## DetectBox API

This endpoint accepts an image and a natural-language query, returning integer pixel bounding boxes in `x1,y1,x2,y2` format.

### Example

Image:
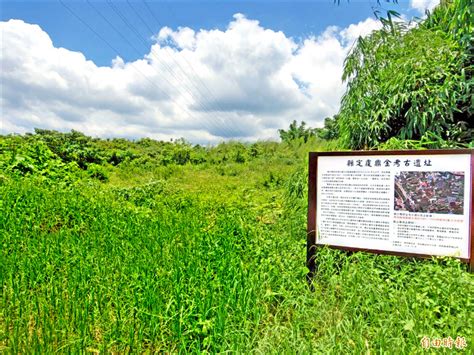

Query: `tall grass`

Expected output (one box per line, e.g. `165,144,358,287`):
2,179,267,352
1,133,473,352
2,167,473,352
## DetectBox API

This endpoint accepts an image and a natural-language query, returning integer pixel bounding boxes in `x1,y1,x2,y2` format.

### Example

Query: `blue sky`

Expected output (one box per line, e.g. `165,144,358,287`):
0,1,437,142
1,1,414,66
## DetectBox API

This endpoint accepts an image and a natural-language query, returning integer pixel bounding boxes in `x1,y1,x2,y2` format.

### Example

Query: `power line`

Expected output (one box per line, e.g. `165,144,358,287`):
140,0,246,135
85,0,223,132
113,0,239,138
59,0,206,136
107,0,199,106
132,0,233,115
95,0,237,138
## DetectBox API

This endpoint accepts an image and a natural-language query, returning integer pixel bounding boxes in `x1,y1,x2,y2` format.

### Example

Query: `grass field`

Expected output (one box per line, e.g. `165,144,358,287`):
1,134,473,353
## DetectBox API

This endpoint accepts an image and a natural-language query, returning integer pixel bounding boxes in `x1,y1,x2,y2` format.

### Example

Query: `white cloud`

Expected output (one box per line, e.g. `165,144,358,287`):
340,17,382,45
410,0,440,14
1,15,381,143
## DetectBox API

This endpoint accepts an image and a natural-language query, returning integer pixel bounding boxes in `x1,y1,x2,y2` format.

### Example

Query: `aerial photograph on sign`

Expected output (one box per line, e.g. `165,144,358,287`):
394,171,465,214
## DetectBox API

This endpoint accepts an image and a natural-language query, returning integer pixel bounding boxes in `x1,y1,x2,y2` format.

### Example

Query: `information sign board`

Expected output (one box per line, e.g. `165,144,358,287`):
307,149,474,272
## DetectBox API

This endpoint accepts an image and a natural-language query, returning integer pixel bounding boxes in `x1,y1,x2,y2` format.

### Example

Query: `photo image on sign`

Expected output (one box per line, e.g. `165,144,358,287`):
394,171,465,214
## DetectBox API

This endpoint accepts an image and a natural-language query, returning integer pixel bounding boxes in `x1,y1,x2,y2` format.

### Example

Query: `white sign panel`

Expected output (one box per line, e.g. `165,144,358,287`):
316,153,472,259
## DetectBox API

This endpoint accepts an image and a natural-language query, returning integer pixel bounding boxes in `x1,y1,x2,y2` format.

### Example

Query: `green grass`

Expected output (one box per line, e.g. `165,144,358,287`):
1,136,473,353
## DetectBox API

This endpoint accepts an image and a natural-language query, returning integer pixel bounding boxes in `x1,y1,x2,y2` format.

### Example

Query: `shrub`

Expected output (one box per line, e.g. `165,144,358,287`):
87,163,109,182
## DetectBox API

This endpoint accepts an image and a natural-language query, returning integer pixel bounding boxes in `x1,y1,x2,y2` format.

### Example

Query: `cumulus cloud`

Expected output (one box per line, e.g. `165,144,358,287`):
1,15,381,143
410,0,440,14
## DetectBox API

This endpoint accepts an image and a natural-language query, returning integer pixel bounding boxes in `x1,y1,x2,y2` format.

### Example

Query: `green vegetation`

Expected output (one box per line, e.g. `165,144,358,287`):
1,130,473,353
279,118,340,143
2,0,473,352
338,0,473,149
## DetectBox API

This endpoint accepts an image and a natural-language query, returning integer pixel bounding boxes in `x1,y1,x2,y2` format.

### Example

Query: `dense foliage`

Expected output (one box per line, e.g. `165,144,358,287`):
278,118,339,143
2,1,474,352
338,0,473,149
1,130,473,352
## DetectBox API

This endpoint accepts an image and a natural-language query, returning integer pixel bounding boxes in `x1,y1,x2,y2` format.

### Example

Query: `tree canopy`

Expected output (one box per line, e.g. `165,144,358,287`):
337,0,473,149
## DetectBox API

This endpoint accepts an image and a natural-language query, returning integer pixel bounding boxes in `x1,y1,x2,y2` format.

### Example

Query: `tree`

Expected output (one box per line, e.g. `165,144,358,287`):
337,0,473,149
278,120,316,143
317,115,340,140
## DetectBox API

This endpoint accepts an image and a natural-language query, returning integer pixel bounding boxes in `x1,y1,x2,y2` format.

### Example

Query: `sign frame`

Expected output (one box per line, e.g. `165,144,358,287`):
307,149,474,276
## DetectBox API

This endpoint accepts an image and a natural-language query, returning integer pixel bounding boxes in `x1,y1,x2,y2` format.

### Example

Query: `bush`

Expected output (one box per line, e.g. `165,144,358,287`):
87,163,109,182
